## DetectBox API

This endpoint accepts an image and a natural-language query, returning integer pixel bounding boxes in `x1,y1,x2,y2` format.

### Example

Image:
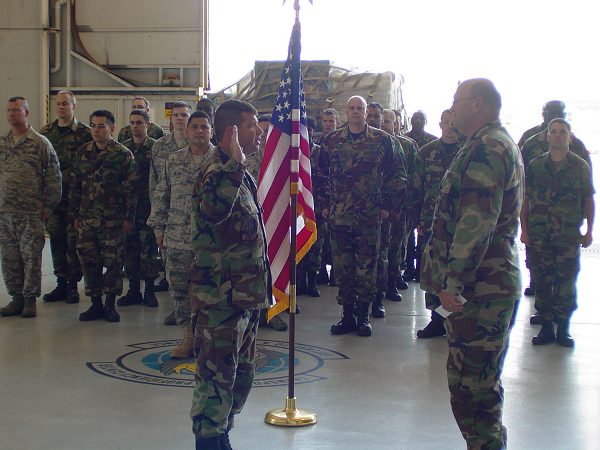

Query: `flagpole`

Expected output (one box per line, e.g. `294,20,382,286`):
265,0,317,427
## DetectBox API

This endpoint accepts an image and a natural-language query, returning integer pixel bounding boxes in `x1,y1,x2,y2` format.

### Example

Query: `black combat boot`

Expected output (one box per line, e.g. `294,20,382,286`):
220,431,233,450
66,280,80,304
104,294,121,323
330,304,357,335
328,267,337,287
556,319,575,347
79,296,104,321
385,280,403,302
396,274,409,290
529,312,542,325
306,272,320,297
371,293,385,318
316,265,330,285
117,279,142,306
155,275,169,292
356,302,372,337
296,272,308,296
143,279,158,307
417,311,446,338
532,321,556,345
43,277,68,303
195,436,222,450
524,273,535,296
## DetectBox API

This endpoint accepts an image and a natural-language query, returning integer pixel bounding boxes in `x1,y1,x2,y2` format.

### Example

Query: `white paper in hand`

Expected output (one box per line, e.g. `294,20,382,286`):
435,294,467,318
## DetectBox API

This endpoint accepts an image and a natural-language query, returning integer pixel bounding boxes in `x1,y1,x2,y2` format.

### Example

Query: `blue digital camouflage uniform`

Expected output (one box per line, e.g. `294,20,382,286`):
69,139,138,297
0,127,62,304
420,120,524,450
40,118,91,282
525,152,594,322
189,148,270,439
122,136,160,282
320,124,405,306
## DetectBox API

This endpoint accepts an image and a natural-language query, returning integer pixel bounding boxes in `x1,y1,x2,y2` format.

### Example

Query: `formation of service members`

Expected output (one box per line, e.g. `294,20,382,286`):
0,83,596,450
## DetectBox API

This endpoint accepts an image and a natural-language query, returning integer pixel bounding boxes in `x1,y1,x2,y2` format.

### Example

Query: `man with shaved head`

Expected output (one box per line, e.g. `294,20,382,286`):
420,79,524,449
320,95,405,337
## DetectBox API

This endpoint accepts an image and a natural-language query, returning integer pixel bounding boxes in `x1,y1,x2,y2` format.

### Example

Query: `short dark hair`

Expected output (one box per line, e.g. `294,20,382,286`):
196,97,216,112
322,108,339,119
133,96,150,108
214,100,257,142
306,116,317,130
8,96,29,110
368,102,384,114
548,117,571,132
471,79,502,114
187,110,212,126
130,109,150,122
90,109,115,125
172,101,192,111
440,109,452,119
258,114,271,123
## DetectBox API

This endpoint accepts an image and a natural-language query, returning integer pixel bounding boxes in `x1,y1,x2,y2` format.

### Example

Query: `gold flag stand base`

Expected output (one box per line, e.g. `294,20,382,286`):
265,397,317,427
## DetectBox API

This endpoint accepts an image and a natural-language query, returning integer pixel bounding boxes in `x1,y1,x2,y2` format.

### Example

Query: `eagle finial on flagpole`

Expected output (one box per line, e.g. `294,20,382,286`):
282,0,313,11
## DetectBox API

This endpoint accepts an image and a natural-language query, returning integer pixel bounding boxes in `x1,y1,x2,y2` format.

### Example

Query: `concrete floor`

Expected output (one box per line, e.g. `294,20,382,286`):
1,244,599,450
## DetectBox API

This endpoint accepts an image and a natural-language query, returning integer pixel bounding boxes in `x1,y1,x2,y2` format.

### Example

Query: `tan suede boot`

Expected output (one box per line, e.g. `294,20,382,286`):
170,322,194,359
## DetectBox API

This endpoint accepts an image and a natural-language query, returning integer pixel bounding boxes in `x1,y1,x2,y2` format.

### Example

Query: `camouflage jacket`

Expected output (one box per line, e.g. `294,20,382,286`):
404,130,438,149
123,136,156,224
525,152,594,244
412,139,460,230
521,129,592,175
518,123,545,149
150,133,188,197
319,124,407,226
190,148,270,310
0,127,62,216
40,118,91,200
309,142,330,217
118,122,165,143
397,134,419,218
148,144,215,250
246,145,264,181
420,120,524,301
69,139,138,227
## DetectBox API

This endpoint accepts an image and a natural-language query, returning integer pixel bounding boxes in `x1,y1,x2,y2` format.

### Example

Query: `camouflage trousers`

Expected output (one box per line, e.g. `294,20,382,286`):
298,217,326,275
164,247,193,324
124,223,160,281
45,200,82,282
420,232,440,310
0,213,45,299
529,243,580,322
376,219,392,293
446,297,516,450
330,223,381,305
77,225,125,297
388,217,406,283
190,304,260,438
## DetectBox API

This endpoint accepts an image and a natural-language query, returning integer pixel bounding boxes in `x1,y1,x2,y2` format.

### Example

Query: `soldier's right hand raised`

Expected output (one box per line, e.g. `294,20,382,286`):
223,125,246,165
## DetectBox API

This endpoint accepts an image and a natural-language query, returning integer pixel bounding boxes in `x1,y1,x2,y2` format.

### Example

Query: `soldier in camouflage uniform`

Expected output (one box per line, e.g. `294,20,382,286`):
69,110,138,323
150,101,191,323
188,100,268,449
367,103,407,318
117,96,165,143
296,116,331,298
116,110,160,308
413,109,459,338
383,109,418,293
0,97,62,318
149,110,215,359
518,100,589,301
320,96,405,337
420,79,523,450
315,108,340,286
520,118,594,348
40,91,91,304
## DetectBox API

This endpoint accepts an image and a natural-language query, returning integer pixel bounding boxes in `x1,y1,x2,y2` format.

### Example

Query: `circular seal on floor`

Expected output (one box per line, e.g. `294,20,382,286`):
87,339,349,388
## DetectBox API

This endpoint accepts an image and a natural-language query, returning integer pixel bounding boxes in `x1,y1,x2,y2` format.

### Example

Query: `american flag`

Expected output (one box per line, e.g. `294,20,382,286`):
257,20,317,319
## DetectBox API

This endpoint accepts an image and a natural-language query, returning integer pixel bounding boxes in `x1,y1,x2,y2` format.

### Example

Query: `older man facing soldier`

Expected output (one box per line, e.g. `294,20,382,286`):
421,79,523,449
117,96,165,143
40,90,91,304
